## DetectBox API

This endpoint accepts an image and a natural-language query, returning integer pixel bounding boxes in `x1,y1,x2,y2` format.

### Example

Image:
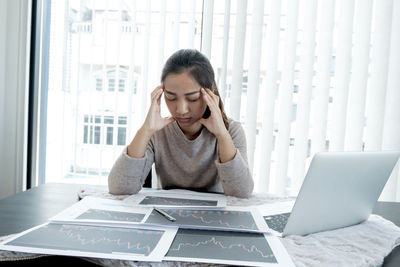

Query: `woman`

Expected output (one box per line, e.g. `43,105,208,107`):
108,49,253,198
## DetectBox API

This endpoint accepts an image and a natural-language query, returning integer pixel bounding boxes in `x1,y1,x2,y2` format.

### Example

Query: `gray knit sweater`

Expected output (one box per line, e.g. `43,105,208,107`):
108,119,254,198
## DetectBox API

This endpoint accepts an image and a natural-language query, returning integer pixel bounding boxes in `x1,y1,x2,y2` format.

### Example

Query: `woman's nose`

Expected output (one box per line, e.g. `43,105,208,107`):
176,99,189,114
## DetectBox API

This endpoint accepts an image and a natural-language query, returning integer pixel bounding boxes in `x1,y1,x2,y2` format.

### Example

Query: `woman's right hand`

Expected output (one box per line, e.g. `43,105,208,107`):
142,85,175,134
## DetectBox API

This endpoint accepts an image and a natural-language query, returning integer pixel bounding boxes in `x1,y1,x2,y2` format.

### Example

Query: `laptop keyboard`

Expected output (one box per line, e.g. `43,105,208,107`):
263,212,291,233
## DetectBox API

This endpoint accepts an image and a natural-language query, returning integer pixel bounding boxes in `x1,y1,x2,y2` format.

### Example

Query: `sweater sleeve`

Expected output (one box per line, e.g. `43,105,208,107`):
108,140,155,195
215,120,254,198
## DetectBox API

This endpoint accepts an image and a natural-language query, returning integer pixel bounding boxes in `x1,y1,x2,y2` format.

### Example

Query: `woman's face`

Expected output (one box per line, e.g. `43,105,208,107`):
163,71,207,127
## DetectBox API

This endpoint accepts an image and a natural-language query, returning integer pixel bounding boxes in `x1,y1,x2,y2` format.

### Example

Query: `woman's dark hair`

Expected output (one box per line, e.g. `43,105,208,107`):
161,49,229,130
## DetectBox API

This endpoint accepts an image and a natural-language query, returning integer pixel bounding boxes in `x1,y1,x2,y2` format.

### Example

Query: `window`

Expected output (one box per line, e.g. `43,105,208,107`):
94,126,101,144
104,116,114,124
117,127,126,146
292,104,297,121
118,79,125,92
83,125,88,144
82,115,124,146
38,0,399,200
106,127,113,145
108,78,115,92
118,116,127,125
117,116,127,146
95,78,102,91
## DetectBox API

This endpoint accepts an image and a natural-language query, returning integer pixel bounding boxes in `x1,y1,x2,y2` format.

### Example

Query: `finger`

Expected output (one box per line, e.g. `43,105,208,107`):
206,88,219,106
156,88,163,105
201,88,219,112
151,85,162,96
151,87,163,103
201,88,218,107
151,85,163,99
201,88,212,105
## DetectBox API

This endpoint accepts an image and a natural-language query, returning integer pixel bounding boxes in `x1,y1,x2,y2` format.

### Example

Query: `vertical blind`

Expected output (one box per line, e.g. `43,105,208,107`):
203,0,400,200
46,0,400,201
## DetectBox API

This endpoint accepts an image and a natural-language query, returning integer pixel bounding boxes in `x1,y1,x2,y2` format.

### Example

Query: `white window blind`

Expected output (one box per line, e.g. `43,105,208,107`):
380,0,400,201
201,0,213,57
257,0,281,193
292,0,318,193
218,0,231,101
345,0,373,151
311,0,335,156
275,0,300,200
229,0,247,121
44,0,400,201
245,0,264,175
364,0,393,151
330,0,354,151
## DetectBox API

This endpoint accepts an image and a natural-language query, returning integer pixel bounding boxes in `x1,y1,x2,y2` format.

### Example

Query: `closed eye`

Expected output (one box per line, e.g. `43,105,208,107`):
165,97,199,102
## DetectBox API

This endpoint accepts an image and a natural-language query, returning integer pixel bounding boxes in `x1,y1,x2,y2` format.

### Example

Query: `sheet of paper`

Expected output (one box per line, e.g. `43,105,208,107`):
0,222,178,262
164,229,295,267
50,196,152,225
144,206,270,233
124,189,227,208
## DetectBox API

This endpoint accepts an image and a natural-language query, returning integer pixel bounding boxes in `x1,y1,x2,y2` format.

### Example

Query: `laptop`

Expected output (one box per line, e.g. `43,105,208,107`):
263,151,400,237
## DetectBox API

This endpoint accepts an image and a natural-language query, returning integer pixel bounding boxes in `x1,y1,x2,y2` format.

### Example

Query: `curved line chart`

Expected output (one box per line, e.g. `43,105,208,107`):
170,236,272,258
139,196,218,206
76,209,145,222
146,209,258,230
171,209,257,229
6,223,164,256
166,229,277,263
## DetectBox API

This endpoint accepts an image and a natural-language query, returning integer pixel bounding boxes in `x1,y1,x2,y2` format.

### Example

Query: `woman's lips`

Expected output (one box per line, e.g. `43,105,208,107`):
176,117,191,123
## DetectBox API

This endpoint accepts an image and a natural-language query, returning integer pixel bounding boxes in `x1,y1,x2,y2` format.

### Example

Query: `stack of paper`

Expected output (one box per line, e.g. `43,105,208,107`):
0,190,295,266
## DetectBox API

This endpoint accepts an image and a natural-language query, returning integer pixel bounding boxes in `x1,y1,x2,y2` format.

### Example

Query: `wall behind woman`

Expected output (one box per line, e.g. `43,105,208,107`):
0,0,31,199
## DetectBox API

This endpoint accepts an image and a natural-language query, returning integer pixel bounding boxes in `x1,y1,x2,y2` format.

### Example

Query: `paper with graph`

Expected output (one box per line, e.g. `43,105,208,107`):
165,229,295,267
0,192,294,266
0,223,177,262
49,196,152,226
145,207,270,233
123,189,227,208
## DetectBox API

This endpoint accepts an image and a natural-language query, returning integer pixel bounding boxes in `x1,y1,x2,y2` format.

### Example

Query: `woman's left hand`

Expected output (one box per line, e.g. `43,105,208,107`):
199,88,229,139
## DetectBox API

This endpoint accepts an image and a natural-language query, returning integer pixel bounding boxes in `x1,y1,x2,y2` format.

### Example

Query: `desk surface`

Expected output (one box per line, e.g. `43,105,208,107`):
0,183,399,266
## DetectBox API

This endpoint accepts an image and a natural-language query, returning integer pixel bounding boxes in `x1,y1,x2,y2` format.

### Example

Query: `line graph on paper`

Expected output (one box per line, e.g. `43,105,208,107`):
145,209,258,231
139,196,218,207
166,229,277,263
5,223,164,256
75,209,145,222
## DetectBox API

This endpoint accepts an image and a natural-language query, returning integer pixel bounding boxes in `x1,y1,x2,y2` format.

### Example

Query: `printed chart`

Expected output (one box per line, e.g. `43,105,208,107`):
5,223,163,256
76,209,145,222
49,196,150,226
166,229,277,265
139,196,218,207
146,209,260,231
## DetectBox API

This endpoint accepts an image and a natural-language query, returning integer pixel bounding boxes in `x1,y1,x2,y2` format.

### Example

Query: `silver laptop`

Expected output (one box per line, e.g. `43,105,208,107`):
265,151,400,237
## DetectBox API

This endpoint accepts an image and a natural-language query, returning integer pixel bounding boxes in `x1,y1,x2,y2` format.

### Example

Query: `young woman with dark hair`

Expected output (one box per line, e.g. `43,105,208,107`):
108,49,253,198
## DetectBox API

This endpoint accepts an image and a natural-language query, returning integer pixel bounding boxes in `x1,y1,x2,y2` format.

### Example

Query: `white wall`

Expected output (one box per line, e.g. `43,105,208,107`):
0,0,31,199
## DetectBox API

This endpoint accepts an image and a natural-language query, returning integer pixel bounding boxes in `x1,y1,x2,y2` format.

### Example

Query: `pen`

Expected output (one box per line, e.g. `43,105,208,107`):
154,207,176,222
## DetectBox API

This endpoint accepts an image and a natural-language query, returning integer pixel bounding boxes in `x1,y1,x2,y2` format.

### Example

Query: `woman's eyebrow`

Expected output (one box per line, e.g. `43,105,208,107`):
164,90,200,96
